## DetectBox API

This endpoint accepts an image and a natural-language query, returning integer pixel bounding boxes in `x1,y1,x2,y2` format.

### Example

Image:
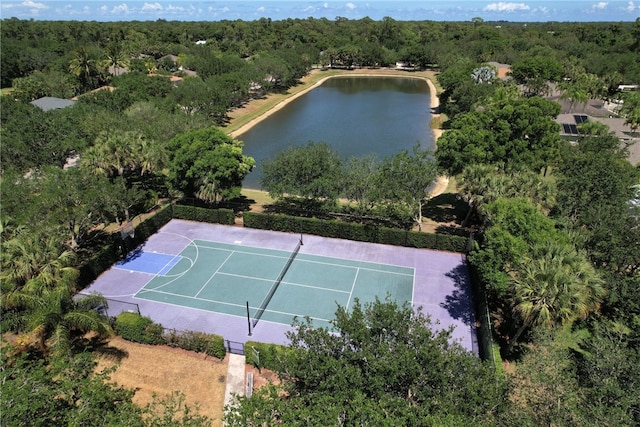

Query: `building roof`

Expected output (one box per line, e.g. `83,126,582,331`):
30,97,76,111
555,113,639,165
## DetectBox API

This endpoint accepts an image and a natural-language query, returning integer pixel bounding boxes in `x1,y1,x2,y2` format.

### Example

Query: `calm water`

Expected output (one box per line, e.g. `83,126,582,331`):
238,76,433,189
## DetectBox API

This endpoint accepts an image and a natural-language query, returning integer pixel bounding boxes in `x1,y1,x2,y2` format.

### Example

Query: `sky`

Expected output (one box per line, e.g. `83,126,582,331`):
1,1,639,22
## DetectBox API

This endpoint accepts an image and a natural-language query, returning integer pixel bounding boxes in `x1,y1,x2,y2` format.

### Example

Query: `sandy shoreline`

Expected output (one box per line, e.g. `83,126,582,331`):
229,69,449,197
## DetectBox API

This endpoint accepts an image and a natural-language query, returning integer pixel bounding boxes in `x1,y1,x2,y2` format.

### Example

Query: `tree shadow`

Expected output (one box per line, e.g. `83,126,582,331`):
219,195,254,213
423,193,468,224
262,197,336,219
440,264,474,326
73,335,129,363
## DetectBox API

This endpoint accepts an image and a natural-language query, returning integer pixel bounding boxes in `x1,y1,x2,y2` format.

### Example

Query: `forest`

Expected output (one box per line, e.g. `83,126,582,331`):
1,16,640,426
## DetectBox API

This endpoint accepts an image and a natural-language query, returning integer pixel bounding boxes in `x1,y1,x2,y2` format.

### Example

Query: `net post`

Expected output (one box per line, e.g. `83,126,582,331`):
246,301,252,336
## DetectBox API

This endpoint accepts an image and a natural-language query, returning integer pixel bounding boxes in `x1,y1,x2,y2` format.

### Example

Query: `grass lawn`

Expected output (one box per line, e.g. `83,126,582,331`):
95,337,228,426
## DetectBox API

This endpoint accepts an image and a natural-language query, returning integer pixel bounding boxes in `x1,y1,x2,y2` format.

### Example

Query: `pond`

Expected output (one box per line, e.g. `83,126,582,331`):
238,76,434,189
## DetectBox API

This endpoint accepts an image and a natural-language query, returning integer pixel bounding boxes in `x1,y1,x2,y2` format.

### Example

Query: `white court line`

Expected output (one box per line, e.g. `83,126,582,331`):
294,257,414,276
135,287,333,324
345,267,360,309
276,280,351,294
194,250,234,298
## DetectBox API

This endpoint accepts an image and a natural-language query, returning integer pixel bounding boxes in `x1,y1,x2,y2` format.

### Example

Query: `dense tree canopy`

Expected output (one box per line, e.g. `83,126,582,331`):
261,142,343,202
225,299,506,425
436,97,563,176
167,127,255,203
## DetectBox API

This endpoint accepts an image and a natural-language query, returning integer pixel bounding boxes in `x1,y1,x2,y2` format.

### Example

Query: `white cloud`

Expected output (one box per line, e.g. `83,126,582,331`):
141,2,162,11
323,2,329,9
257,6,265,12
221,6,230,13
165,5,185,12
345,2,356,10
303,6,316,13
22,0,47,9
592,2,608,10
626,1,637,11
483,2,530,12
1,0,47,10
111,3,130,14
99,5,107,12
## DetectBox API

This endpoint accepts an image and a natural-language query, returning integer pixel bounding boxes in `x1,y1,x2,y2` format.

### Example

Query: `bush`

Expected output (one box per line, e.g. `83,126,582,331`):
115,312,163,345
173,205,235,225
245,340,292,371
243,212,469,253
163,329,226,359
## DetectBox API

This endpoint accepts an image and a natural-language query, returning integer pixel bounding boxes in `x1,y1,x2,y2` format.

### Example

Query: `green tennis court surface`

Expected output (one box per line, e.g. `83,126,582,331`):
135,239,414,329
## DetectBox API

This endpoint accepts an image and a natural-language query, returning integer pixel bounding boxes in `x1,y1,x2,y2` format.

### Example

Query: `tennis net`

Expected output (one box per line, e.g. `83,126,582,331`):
252,238,302,327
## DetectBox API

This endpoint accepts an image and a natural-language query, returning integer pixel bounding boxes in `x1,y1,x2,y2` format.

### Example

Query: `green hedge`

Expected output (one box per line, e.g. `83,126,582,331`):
173,205,235,225
115,312,164,345
244,340,292,372
164,329,226,359
243,212,469,253
115,313,226,359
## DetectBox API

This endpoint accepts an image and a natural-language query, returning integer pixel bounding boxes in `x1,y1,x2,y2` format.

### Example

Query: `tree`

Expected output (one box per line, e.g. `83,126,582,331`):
573,320,640,425
68,46,101,92
467,196,566,304
436,97,563,176
373,144,437,230
1,352,143,426
20,285,112,358
260,142,343,202
36,167,112,250
618,91,640,135
1,352,212,426
509,55,563,97
559,73,604,112
80,130,166,179
341,154,379,213
225,299,506,425
1,228,76,308
103,42,130,76
500,329,589,426
471,65,496,84
167,127,254,203
458,164,557,226
508,242,605,353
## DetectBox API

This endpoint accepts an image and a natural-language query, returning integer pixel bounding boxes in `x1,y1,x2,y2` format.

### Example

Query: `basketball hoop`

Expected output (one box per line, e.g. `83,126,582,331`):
119,221,135,240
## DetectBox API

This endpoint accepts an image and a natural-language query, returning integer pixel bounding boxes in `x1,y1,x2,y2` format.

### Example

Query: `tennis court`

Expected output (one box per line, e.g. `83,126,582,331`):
123,237,413,331
85,219,477,353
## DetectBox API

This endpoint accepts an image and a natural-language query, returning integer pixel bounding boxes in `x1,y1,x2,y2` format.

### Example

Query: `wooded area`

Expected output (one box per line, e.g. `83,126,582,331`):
1,17,640,426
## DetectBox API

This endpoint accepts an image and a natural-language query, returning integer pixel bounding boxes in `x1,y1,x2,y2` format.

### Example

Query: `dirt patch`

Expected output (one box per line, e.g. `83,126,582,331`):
95,337,227,426
245,363,280,390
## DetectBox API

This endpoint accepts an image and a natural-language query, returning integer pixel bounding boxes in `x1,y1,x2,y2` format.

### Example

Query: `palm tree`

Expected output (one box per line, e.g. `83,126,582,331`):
507,242,605,353
103,42,130,77
194,174,222,204
69,46,99,91
458,164,510,226
81,131,165,178
1,228,76,299
22,284,112,358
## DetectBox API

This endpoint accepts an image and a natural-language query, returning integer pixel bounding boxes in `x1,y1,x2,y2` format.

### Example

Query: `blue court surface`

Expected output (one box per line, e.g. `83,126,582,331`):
116,250,181,276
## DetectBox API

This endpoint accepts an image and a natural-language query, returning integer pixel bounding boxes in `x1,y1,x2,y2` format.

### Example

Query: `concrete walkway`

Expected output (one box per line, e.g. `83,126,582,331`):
223,353,246,408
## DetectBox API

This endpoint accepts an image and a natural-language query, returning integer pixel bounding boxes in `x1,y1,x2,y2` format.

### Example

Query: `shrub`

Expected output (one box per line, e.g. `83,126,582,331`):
245,341,291,371
163,329,226,359
173,205,235,225
206,335,226,359
115,312,163,345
